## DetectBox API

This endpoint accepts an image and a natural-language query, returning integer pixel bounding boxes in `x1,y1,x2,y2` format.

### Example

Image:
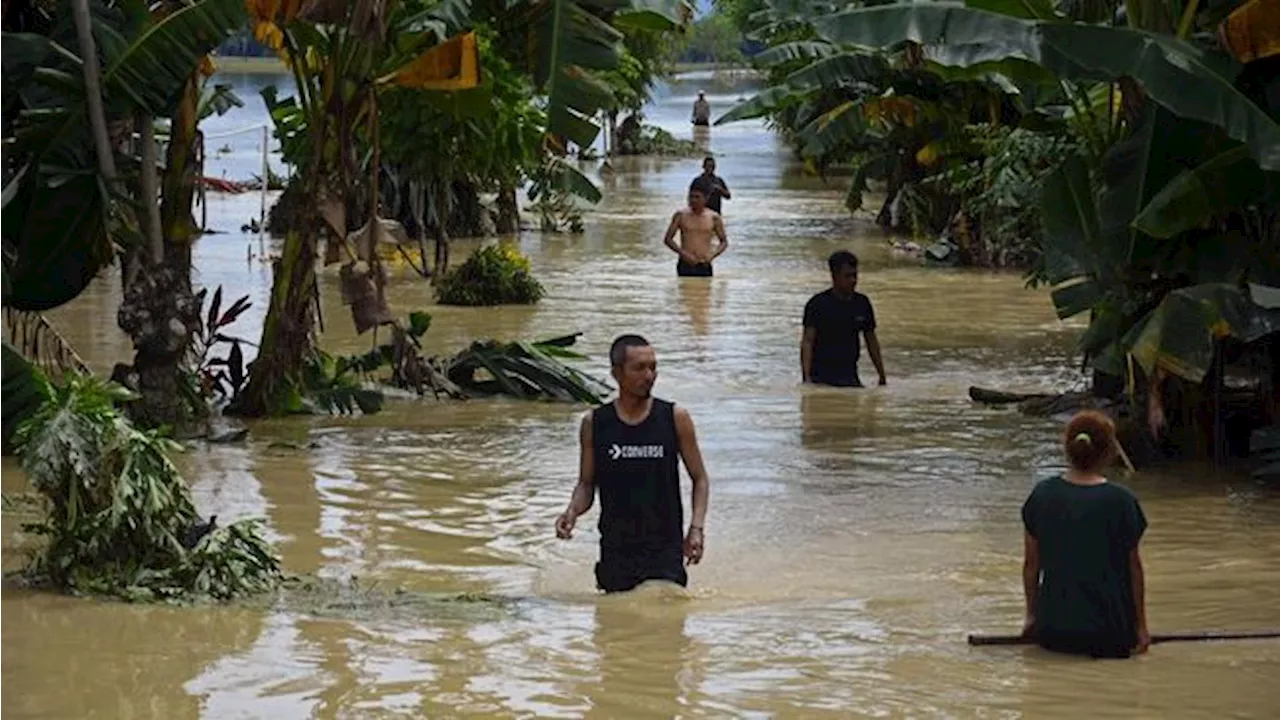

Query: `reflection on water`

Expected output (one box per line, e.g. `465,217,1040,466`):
4,71,1280,718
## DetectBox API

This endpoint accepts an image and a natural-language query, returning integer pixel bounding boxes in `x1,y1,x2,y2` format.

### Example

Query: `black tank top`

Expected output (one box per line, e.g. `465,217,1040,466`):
592,398,683,550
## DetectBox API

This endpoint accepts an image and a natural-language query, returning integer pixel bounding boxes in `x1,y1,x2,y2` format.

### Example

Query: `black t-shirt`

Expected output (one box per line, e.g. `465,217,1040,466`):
1021,476,1148,655
690,174,728,214
803,289,876,386
592,399,683,552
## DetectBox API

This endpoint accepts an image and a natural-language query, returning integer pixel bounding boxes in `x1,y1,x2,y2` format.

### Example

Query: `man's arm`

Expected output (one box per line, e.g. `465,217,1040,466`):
801,326,816,383
555,414,595,538
717,178,731,200
865,329,886,385
1022,531,1040,633
674,407,709,564
1130,546,1150,651
711,213,729,259
663,212,694,263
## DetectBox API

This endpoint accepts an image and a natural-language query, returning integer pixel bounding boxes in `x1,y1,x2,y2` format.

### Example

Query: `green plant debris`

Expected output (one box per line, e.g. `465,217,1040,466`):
436,244,546,306
2,492,46,515
12,375,281,602
245,575,520,622
447,333,613,403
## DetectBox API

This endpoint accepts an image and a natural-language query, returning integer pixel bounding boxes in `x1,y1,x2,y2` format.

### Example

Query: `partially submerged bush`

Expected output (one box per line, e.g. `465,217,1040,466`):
13,375,280,602
436,244,545,306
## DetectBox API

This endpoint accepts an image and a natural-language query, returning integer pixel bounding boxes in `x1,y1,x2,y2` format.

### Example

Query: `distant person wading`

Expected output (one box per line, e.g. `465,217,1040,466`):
689,157,731,216
692,91,711,127
801,251,887,387
664,186,729,277
555,335,711,593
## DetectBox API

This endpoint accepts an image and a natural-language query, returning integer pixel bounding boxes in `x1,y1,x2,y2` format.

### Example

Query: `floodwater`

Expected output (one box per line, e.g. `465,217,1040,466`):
4,71,1280,719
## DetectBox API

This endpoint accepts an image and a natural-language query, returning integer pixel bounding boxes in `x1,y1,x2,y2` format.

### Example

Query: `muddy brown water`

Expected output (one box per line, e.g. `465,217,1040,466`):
4,72,1279,719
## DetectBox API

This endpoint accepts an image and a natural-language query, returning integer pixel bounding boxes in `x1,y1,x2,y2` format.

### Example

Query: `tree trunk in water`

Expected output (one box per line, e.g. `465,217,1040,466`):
114,265,203,432
496,185,519,234
114,79,203,432
232,230,318,417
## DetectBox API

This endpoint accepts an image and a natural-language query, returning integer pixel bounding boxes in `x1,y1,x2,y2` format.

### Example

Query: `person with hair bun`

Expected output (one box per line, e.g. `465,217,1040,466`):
1020,410,1151,658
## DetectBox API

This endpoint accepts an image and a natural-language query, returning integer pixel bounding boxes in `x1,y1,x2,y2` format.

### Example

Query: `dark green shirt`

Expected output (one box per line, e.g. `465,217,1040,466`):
1021,476,1147,656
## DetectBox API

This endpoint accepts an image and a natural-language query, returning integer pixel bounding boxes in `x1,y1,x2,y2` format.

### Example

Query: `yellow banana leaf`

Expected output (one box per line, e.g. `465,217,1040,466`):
1218,0,1280,64
384,32,480,90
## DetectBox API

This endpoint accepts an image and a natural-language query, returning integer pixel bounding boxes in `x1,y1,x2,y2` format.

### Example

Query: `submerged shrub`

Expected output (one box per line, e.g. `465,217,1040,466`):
436,244,546,306
13,375,281,602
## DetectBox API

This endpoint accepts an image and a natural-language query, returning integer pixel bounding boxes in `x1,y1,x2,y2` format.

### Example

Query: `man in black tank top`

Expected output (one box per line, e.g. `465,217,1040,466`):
555,335,712,593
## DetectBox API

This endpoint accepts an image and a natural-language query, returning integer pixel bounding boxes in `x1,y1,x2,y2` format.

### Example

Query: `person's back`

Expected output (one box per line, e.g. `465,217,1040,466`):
1022,477,1144,653
592,397,685,589
1020,410,1149,659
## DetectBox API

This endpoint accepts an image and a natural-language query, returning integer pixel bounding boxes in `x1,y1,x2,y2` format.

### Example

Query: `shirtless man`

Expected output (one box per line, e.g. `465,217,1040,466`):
663,186,728,278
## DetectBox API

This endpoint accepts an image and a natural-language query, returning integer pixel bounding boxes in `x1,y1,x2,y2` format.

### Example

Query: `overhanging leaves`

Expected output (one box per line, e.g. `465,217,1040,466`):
814,2,1280,171
1132,146,1280,239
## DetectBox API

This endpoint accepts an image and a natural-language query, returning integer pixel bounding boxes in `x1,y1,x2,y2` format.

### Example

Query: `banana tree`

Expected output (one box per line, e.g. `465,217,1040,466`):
234,0,688,417
4,0,250,430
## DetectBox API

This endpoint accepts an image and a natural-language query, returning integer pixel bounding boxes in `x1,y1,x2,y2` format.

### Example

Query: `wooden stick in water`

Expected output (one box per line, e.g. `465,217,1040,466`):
968,630,1280,646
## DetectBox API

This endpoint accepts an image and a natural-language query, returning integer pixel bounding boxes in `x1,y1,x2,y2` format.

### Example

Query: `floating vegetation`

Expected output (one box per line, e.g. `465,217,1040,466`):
246,575,520,623
12,375,281,602
436,244,546,306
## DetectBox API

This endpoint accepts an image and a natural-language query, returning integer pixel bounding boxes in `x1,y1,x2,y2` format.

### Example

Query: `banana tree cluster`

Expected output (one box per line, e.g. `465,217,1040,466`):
722,0,1280,412
234,0,691,417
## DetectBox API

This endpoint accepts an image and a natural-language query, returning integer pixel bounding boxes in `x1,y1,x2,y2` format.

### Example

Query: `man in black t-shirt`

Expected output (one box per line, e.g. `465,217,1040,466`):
801,251,887,387
689,157,730,215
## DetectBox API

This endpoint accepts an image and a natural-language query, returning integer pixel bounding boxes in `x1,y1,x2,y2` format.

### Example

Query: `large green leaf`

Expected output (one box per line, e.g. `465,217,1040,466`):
97,0,249,116
2,341,51,455
523,0,685,148
5,169,113,312
1039,154,1101,290
715,85,796,124
1129,283,1280,383
1132,145,1280,239
753,41,840,66
813,3,1280,171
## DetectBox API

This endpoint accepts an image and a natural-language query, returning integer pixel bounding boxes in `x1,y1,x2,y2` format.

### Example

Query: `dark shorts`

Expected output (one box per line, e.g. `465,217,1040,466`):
595,545,688,594
811,368,863,388
692,119,710,127
677,260,713,277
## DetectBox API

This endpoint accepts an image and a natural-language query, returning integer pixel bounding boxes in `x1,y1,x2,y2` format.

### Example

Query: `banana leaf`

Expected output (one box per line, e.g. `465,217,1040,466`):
96,0,249,117
522,0,687,148
447,338,611,402
1128,283,1280,383
812,2,1280,171
752,41,839,66
2,341,51,455
1132,146,1280,239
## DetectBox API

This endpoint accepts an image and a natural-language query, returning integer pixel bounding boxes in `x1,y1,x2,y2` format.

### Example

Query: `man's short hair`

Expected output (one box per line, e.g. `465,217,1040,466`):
828,251,858,274
703,156,715,165
610,334,650,367
688,183,706,197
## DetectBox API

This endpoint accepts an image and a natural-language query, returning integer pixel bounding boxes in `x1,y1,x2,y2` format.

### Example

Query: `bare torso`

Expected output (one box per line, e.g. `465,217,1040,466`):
677,209,719,262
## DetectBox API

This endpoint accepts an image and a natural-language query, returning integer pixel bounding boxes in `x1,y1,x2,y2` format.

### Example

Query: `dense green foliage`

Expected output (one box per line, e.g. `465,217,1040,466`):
721,0,1280,443
436,245,546,306
13,375,280,601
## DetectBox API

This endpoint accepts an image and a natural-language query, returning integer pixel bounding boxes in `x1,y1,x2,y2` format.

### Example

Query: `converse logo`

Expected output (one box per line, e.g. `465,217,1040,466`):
609,443,664,460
